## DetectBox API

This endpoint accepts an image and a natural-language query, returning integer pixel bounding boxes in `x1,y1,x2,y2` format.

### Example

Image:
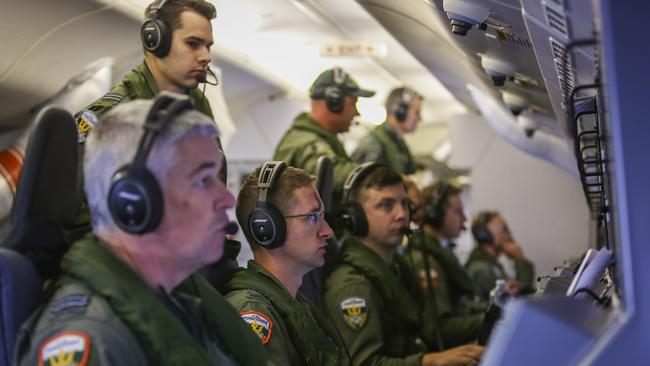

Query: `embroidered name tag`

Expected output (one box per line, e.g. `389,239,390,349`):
240,311,273,344
340,297,368,331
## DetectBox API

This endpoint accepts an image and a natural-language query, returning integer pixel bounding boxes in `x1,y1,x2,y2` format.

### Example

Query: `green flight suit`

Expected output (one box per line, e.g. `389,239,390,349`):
351,122,420,175
404,232,483,348
465,247,535,302
273,112,356,207
225,260,348,366
72,61,221,228
325,238,427,366
14,235,267,366
74,61,214,143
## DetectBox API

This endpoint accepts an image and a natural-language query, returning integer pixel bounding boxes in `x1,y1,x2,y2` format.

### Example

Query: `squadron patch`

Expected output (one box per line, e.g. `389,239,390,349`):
240,311,273,344
39,332,90,366
340,297,368,331
76,110,99,143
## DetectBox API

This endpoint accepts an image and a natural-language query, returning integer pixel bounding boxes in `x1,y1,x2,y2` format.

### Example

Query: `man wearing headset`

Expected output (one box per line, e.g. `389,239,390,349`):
273,67,375,207
73,0,222,227
15,96,266,366
75,0,216,144
324,164,484,366
225,162,349,365
351,87,424,175
467,210,535,302
404,180,485,348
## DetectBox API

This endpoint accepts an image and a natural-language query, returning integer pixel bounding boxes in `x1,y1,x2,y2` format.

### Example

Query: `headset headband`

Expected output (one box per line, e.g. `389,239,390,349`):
132,94,192,168
341,162,380,204
257,161,287,203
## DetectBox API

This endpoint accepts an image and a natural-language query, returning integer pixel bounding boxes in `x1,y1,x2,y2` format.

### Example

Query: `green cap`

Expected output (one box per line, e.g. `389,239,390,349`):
309,67,375,99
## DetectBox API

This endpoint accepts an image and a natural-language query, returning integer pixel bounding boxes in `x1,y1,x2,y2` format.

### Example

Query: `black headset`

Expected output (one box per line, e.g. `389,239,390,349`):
108,93,194,235
391,87,416,123
424,180,452,229
141,0,172,58
323,67,347,114
248,161,288,249
335,162,381,236
472,211,497,245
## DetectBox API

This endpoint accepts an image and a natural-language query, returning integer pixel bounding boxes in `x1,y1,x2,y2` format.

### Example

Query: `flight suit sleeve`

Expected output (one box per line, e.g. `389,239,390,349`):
15,320,148,366
325,282,422,366
514,257,535,291
226,293,296,366
351,135,385,166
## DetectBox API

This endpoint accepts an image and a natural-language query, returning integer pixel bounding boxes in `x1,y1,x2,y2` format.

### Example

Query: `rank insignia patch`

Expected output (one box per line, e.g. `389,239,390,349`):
39,332,90,366
340,297,368,331
240,311,273,344
76,110,98,143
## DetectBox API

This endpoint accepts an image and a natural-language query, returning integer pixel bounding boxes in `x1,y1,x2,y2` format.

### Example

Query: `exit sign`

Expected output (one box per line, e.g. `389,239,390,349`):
320,41,387,58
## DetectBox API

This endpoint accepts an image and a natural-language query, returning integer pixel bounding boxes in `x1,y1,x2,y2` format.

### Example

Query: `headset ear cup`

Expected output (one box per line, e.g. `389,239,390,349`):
394,103,407,122
248,203,286,249
325,86,343,113
141,19,172,58
336,202,369,237
475,228,494,245
108,165,164,235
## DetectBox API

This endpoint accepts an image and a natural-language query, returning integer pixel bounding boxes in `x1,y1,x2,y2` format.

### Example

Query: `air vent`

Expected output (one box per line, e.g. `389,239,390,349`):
549,37,575,97
542,0,569,38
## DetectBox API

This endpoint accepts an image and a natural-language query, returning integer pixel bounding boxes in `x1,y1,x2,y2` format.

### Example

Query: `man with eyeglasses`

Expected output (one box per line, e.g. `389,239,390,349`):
224,164,349,365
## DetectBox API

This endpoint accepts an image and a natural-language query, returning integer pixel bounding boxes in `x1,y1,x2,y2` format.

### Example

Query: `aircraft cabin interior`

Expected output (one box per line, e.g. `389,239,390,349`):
1,0,648,365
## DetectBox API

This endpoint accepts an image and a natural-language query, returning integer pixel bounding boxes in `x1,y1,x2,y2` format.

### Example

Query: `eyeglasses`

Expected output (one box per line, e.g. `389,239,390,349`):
284,210,326,226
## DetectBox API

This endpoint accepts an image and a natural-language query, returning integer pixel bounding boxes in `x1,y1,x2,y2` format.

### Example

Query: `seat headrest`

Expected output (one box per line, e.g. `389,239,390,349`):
3,106,80,258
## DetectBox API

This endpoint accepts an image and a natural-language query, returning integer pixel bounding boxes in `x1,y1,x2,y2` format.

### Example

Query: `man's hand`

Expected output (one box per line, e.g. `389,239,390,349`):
501,241,524,259
421,344,485,366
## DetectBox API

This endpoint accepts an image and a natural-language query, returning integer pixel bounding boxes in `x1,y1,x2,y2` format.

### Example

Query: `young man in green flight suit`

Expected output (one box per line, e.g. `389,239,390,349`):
14,96,266,366
225,163,349,365
466,210,535,302
75,0,217,143
404,180,485,348
273,67,375,208
351,87,424,175
72,0,224,227
324,165,484,366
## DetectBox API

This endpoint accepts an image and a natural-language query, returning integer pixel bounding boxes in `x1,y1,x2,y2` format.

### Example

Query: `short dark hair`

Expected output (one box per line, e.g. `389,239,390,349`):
236,166,315,249
349,166,404,204
145,0,217,32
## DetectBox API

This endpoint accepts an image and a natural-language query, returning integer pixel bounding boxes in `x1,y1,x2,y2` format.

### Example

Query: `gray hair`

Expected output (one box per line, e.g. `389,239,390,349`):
83,98,219,235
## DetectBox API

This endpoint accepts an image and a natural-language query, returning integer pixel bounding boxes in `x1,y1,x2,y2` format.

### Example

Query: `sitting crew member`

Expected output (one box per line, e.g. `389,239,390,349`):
273,67,375,206
404,180,484,347
467,210,535,301
352,86,424,175
15,94,266,366
225,161,349,365
325,163,484,365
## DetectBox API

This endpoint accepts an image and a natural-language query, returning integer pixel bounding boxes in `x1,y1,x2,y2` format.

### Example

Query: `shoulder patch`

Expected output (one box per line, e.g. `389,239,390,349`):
340,297,368,331
240,311,273,345
50,294,90,314
39,332,90,366
75,110,99,143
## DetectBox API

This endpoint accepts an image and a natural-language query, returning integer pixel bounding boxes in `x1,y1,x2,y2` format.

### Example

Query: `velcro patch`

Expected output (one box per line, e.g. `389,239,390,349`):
39,332,90,366
340,297,368,331
76,110,99,143
240,311,273,344
50,294,90,314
